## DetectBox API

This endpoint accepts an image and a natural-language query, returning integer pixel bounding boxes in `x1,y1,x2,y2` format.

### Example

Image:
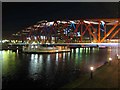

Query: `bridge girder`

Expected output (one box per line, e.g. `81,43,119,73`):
13,18,120,43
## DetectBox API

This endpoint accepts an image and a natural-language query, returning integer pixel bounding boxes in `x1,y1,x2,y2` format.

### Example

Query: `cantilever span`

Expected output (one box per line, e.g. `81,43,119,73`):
11,18,120,43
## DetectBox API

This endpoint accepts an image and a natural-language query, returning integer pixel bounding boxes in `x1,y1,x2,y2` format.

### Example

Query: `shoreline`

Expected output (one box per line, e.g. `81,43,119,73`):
61,59,119,88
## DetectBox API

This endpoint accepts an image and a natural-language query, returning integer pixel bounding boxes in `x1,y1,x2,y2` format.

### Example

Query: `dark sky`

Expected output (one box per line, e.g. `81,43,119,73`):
2,2,119,39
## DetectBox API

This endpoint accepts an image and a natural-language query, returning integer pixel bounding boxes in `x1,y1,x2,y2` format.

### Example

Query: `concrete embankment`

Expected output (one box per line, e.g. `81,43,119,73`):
62,59,119,88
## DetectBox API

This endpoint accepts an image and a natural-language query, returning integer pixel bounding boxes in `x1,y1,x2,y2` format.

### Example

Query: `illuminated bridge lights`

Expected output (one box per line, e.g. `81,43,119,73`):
11,18,120,44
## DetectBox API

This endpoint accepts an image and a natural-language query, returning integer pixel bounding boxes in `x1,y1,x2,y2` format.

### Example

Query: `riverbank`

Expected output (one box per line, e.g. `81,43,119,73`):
62,58,119,88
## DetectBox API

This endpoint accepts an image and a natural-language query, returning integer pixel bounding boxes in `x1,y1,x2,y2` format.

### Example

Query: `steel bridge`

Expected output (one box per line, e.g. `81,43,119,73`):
12,18,120,44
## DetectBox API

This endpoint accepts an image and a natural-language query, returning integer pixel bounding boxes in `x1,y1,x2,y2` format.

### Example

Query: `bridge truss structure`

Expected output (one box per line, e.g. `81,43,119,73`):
12,18,120,43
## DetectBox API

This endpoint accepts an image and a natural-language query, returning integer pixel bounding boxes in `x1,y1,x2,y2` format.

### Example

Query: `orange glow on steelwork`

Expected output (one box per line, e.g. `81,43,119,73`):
12,18,120,43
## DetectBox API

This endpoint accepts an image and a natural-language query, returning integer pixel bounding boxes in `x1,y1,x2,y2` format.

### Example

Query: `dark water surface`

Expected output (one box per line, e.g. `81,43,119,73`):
2,47,117,88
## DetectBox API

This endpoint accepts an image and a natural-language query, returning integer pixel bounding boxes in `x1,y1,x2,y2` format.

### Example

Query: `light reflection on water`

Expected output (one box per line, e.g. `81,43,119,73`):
29,54,42,80
2,47,118,88
56,53,58,65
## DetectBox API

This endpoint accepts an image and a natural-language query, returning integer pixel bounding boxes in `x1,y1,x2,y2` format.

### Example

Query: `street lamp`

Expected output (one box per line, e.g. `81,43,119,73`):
117,54,119,61
109,57,112,61
90,66,94,79
117,55,120,63
109,57,112,65
117,54,118,57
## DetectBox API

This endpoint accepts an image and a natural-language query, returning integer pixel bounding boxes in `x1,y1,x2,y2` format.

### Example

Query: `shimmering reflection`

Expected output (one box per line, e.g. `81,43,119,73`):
39,55,43,61
46,54,51,74
29,54,43,80
67,52,70,60
56,53,59,65
0,51,2,77
2,47,118,88
63,52,65,58
47,55,50,61
16,49,19,55
2,50,17,76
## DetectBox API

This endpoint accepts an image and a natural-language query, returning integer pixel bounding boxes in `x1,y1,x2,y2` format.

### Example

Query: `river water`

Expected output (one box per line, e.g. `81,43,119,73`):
1,47,118,88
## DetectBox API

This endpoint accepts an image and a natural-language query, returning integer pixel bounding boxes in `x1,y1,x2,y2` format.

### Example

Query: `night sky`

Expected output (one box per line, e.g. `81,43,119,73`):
2,2,119,39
